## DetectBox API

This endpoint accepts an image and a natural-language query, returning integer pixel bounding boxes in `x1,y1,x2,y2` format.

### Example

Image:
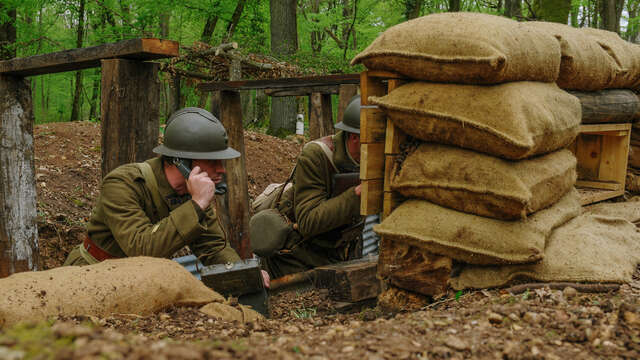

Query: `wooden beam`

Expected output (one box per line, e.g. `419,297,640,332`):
314,255,380,302
0,75,39,277
309,92,333,140
360,143,385,180
578,188,625,205
265,85,339,97
198,74,360,92
100,59,160,178
360,106,386,143
575,180,622,191
361,179,383,215
0,38,178,77
383,191,405,219
220,90,252,259
580,123,632,133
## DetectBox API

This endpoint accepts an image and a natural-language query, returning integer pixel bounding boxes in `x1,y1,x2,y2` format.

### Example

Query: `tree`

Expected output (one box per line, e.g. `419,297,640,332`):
403,0,424,20
269,0,298,135
0,2,16,59
449,0,461,12
504,0,521,19
532,0,571,24
70,0,86,121
599,0,624,33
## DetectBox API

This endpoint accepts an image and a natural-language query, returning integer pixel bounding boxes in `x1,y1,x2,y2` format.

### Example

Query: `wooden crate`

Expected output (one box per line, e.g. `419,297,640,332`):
570,123,632,205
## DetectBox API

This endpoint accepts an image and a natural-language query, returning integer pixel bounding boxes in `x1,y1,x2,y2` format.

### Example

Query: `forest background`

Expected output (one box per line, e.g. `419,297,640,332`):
0,0,638,136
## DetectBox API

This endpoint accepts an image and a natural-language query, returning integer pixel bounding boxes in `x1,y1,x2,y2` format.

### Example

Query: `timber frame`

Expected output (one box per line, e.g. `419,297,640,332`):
0,38,178,277
197,74,360,260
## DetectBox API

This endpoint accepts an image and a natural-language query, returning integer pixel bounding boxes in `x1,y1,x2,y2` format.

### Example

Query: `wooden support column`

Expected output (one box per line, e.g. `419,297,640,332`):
220,90,252,259
100,59,160,178
309,92,333,139
0,75,39,277
337,84,358,123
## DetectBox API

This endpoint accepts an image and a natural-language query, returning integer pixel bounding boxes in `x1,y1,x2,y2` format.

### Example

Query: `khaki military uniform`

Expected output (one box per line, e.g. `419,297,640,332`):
64,157,240,266
262,131,362,278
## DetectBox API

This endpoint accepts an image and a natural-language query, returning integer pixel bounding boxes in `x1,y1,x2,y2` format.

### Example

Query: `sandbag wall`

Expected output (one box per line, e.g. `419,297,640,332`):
628,117,640,193
353,12,640,294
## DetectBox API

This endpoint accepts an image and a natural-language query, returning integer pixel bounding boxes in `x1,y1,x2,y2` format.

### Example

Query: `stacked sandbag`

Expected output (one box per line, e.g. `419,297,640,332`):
354,12,594,295
0,257,263,328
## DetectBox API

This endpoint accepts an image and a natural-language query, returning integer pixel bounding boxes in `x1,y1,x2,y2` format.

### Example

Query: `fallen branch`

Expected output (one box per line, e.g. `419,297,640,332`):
507,282,620,294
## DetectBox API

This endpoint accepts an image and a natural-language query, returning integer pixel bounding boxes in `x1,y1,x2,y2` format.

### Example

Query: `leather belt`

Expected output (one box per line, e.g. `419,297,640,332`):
83,235,119,262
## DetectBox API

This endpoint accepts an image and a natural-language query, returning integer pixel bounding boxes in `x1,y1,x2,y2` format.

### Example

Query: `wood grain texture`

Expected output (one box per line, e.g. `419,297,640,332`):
314,256,380,302
569,90,639,124
309,92,333,140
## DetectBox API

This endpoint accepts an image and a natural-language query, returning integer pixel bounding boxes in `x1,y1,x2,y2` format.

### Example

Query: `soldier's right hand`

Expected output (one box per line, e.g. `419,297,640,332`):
354,184,362,196
187,166,216,210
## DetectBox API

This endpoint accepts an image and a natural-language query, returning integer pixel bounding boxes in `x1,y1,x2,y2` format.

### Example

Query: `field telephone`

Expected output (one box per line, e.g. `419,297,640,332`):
172,157,227,195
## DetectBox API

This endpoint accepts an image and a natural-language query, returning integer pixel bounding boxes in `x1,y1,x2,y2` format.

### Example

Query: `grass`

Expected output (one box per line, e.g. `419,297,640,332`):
290,307,317,319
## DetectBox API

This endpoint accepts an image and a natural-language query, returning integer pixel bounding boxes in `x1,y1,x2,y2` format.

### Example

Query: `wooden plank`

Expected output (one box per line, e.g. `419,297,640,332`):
360,107,386,143
309,92,333,140
378,240,451,298
361,179,383,215
199,74,360,92
0,38,178,77
383,155,400,192
0,75,39,277
569,90,639,124
100,59,160,178
220,90,252,259
365,70,406,79
573,133,602,180
578,188,625,205
314,255,380,302
600,134,629,183
384,120,407,155
337,84,359,124
382,191,405,219
583,130,629,137
360,72,386,104
575,180,622,191
580,123,632,133
265,85,339,97
360,143,385,180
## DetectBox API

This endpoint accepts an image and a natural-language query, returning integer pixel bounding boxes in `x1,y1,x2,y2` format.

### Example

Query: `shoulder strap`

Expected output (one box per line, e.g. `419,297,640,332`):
137,162,170,219
309,136,339,174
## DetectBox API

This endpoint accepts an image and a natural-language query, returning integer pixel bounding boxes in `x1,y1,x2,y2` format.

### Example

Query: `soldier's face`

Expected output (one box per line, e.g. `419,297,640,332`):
193,159,225,184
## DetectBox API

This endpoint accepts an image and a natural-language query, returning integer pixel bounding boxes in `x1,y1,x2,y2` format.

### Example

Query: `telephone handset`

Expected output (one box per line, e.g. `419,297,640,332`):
172,157,227,195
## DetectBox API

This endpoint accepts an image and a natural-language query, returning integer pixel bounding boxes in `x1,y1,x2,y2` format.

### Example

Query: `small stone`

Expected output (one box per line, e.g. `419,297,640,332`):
0,346,25,360
563,287,578,298
488,312,503,324
342,346,355,353
512,324,523,331
592,338,601,347
624,311,640,326
531,346,540,356
508,313,519,322
159,313,171,321
602,340,615,347
444,335,469,351
523,312,541,325
285,325,300,334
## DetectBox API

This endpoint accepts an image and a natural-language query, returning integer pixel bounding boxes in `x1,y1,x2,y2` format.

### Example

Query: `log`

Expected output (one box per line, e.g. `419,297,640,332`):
265,85,339,97
100,59,160,178
220,90,252,259
314,255,380,302
569,89,639,124
198,74,360,92
378,238,451,297
0,38,178,77
308,92,333,140
0,75,39,277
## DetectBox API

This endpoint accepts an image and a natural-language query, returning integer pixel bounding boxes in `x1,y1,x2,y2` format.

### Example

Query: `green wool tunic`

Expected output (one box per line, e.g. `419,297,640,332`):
64,157,240,266
263,131,361,278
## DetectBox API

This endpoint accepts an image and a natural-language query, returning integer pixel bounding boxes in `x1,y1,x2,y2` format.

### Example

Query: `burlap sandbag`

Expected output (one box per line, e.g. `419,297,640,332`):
629,142,640,169
585,201,640,224
351,12,560,84
373,188,581,265
450,215,640,290
392,144,577,220
0,257,226,328
627,170,640,194
582,27,640,89
522,22,619,91
200,302,262,323
370,81,581,160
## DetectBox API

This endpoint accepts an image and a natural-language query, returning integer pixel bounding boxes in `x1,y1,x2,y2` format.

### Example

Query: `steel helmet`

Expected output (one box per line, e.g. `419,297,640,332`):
153,107,240,160
334,95,360,134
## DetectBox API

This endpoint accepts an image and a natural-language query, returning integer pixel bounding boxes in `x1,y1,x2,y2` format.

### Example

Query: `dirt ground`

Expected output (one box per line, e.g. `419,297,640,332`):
2,121,639,359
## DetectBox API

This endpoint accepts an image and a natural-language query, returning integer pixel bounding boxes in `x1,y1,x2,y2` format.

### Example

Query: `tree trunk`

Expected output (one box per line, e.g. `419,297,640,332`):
309,93,333,139
504,0,522,18
627,2,640,42
0,5,16,59
255,89,269,125
337,84,358,124
0,75,39,277
197,15,219,111
600,0,618,32
404,0,424,19
70,0,86,122
448,0,461,12
89,69,100,121
310,0,322,55
269,0,298,135
224,0,247,42
159,13,170,38
533,0,571,23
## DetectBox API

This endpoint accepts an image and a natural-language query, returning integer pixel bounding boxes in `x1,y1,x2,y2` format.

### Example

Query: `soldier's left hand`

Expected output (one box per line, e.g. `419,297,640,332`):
261,270,270,288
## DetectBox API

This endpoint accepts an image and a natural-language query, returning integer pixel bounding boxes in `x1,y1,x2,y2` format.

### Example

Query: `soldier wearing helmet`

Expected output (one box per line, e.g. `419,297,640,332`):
63,107,243,267
255,96,363,279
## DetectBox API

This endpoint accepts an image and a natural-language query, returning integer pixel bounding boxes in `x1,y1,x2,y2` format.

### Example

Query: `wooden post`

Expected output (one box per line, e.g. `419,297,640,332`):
0,75,39,277
309,92,333,139
337,84,358,123
220,90,252,259
100,59,160,178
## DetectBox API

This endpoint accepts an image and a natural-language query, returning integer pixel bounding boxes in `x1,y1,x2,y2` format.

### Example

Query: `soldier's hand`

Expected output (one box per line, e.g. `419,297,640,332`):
187,166,216,210
261,270,270,289
354,184,362,196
